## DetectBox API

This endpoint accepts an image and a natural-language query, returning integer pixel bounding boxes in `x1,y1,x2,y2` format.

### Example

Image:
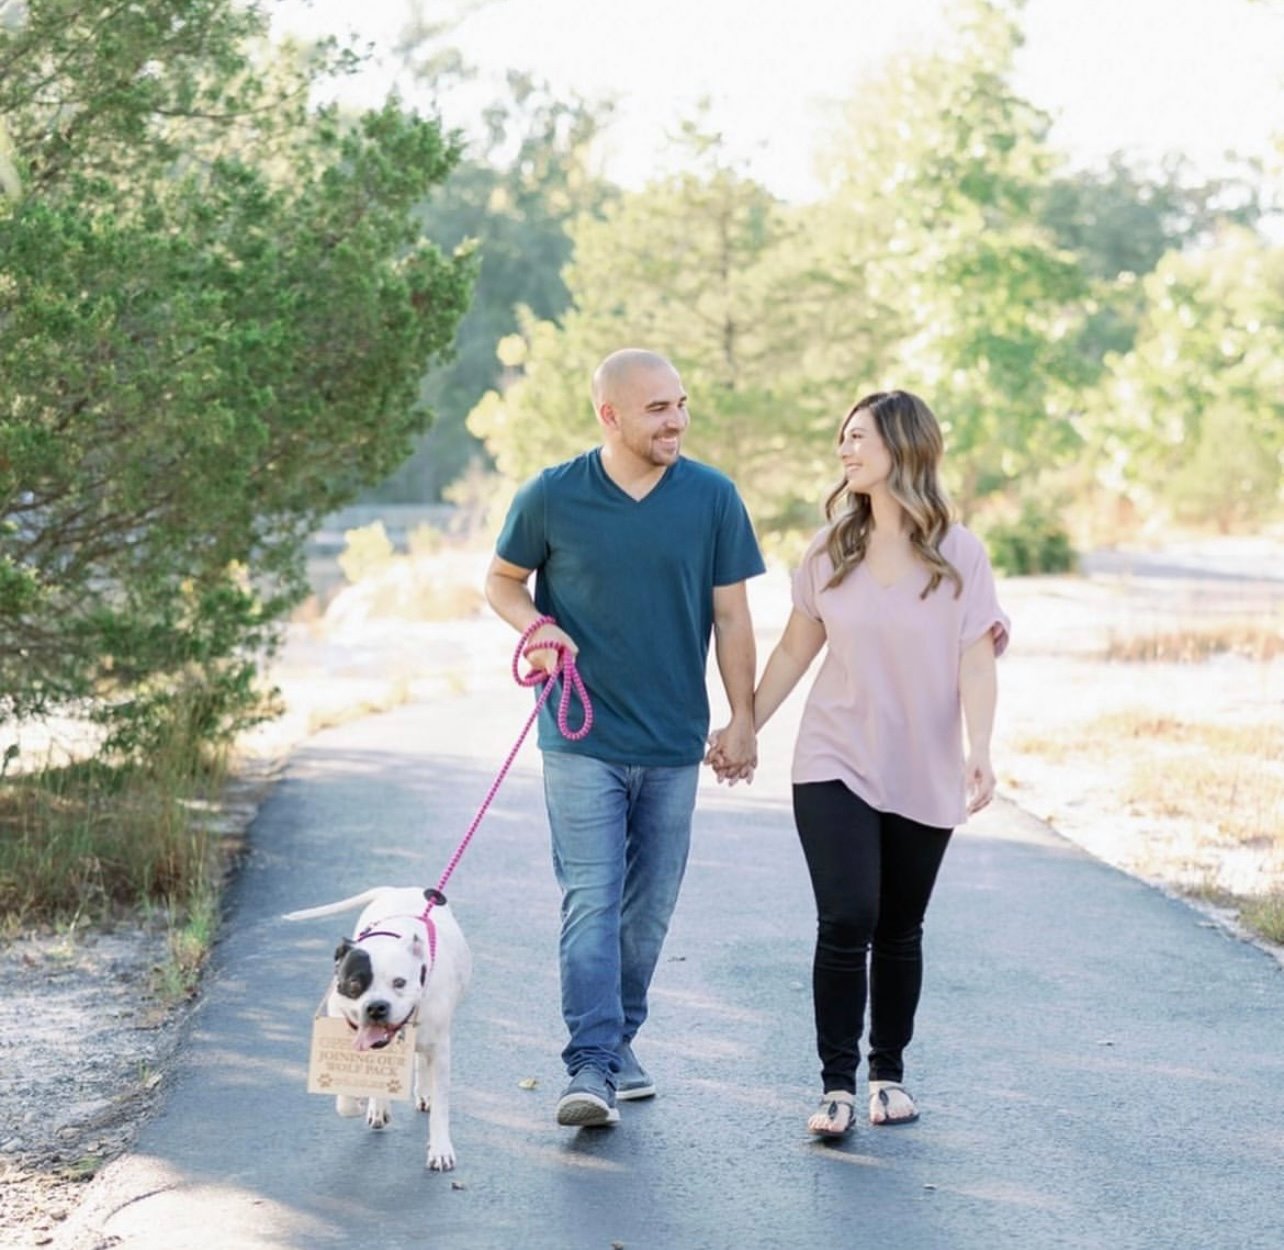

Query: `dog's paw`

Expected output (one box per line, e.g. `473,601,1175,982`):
336,1095,364,1118
427,1140,456,1172
416,1093,432,1113
366,1101,391,1130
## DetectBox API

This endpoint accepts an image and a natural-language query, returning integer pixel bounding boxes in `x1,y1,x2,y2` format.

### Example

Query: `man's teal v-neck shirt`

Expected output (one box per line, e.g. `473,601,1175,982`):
496,450,765,766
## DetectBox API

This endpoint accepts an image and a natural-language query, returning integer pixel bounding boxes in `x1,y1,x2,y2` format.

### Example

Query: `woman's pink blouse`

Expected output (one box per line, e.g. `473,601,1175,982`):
791,523,1010,828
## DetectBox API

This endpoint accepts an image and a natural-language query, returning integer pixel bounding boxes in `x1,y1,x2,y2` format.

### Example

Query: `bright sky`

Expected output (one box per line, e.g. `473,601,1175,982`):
273,0,1284,201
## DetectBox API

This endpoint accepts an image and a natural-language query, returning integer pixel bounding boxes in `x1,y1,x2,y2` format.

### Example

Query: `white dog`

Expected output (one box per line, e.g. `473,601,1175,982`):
284,886,472,1171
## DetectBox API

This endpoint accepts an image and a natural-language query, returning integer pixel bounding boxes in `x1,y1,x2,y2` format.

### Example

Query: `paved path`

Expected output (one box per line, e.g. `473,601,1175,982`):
57,680,1284,1250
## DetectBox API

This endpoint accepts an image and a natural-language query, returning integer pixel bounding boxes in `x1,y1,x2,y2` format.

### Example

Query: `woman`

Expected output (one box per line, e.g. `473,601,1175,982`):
712,389,1009,1136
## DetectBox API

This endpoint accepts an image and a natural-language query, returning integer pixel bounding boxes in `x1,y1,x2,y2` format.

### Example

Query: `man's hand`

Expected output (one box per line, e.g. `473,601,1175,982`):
523,621,578,677
704,716,758,786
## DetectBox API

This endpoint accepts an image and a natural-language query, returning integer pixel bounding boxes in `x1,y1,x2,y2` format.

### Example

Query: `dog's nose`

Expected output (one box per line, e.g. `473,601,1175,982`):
365,999,390,1022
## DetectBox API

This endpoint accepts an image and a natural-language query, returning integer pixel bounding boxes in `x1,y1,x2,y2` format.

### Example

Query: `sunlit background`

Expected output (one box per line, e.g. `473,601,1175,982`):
274,0,1284,203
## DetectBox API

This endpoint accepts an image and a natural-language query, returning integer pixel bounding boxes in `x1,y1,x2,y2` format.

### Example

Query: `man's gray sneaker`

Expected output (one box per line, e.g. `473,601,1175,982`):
556,1068,619,1127
615,1042,656,1101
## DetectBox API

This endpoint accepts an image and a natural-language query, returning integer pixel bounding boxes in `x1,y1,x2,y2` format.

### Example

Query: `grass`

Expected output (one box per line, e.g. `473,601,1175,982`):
305,677,415,735
1240,893,1284,944
1125,756,1283,847
1010,706,1284,945
1103,621,1284,663
0,731,232,997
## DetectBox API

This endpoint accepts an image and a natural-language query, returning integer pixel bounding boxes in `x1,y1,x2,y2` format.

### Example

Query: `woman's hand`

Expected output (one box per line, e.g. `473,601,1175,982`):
705,719,757,786
964,749,996,814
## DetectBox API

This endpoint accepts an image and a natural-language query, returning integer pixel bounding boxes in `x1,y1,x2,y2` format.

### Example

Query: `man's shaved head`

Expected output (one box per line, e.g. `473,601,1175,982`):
591,349,675,409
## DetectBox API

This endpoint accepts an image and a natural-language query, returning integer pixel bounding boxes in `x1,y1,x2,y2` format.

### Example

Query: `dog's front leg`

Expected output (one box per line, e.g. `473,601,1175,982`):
423,1038,455,1171
414,1050,432,1113
366,1097,391,1130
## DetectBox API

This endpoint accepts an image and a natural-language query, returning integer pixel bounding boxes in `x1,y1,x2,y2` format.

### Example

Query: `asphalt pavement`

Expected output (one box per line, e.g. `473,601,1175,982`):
54,676,1284,1250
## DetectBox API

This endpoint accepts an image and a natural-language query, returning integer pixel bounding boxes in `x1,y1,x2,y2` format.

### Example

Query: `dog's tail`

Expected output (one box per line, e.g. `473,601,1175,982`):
282,889,388,922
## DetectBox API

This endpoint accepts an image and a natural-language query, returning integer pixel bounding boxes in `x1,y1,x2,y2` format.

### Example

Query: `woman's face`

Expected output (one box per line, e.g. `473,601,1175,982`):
838,408,892,494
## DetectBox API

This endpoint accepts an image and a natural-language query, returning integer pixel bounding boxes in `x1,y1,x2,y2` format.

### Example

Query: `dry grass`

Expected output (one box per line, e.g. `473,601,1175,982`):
305,678,415,734
1009,705,1284,944
0,725,230,1001
0,761,214,927
1103,621,1284,663
1124,756,1283,848
1240,893,1284,945
1088,713,1280,755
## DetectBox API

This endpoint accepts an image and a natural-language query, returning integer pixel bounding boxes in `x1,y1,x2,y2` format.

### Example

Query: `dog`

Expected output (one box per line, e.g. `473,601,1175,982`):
284,886,472,1171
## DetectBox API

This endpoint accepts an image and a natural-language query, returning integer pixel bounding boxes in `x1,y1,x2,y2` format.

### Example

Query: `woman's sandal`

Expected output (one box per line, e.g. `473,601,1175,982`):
807,1091,856,1139
869,1080,919,1126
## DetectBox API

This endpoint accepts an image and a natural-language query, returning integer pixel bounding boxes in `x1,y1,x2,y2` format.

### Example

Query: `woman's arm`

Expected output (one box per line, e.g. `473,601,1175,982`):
753,609,827,731
705,608,825,784
959,628,998,813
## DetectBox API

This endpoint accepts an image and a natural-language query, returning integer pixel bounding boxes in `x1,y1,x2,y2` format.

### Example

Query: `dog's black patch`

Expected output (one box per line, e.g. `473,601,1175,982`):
334,946,373,1000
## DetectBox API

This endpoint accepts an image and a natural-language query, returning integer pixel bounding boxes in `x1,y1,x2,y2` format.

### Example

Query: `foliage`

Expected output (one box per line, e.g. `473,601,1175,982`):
462,0,1280,539
372,63,615,501
1039,153,1264,364
1041,154,1262,283
821,0,1095,511
1091,228,1284,530
469,118,893,534
981,503,1075,575
338,522,396,585
468,2,1103,531
0,0,473,750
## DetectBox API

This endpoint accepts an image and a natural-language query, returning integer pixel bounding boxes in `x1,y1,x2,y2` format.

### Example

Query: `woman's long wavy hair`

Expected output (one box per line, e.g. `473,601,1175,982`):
822,390,961,599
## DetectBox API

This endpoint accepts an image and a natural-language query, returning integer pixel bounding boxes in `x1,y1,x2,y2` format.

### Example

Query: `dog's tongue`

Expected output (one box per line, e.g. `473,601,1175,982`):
354,1024,392,1052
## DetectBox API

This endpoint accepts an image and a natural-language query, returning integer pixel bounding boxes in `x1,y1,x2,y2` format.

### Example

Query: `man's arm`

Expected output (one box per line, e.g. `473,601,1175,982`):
709,580,758,781
484,555,576,675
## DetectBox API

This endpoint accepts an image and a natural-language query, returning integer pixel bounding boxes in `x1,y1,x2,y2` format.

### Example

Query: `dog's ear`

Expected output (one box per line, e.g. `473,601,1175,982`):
333,938,355,965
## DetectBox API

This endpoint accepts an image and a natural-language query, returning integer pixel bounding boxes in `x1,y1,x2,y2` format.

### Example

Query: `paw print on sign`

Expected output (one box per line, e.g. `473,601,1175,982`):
388,1078,404,1095
318,1074,333,1090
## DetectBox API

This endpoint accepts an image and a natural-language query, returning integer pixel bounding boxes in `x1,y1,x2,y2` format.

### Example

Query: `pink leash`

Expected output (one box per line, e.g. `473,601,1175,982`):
420,615,591,928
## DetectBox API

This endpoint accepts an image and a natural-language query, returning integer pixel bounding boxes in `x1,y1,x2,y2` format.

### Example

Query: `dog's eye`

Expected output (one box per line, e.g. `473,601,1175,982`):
392,977,407,990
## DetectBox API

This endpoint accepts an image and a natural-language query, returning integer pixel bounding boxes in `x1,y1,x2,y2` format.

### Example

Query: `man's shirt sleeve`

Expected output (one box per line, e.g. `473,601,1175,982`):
495,473,548,571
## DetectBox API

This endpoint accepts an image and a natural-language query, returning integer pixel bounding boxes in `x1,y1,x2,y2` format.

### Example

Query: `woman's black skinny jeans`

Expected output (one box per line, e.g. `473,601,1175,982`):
792,780,953,1094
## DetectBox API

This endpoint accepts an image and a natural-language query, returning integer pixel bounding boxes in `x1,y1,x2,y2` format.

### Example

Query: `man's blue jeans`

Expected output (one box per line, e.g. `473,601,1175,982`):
541,752,700,1080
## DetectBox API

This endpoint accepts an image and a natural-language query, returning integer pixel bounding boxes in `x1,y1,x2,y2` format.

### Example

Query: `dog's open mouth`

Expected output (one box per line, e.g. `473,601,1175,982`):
352,1021,406,1052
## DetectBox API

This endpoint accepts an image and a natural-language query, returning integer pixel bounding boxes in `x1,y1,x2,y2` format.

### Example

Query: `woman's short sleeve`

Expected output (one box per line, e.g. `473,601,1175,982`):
791,529,830,622
960,533,1011,657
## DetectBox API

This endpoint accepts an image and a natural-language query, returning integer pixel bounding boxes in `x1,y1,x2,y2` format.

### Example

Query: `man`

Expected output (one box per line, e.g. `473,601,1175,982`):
485,348,763,1128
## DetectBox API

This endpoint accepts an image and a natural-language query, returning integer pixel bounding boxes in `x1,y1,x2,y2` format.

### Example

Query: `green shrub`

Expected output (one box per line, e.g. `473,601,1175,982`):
0,3,473,754
983,505,1076,575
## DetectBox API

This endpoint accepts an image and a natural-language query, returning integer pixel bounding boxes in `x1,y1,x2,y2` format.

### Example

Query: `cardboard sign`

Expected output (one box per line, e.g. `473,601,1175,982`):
306,1014,417,1102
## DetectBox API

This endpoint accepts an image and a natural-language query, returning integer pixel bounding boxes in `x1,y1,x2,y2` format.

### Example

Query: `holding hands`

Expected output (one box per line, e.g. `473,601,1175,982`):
705,714,758,786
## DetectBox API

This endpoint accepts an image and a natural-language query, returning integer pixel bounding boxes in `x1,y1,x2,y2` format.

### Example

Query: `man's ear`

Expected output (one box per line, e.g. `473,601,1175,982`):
597,401,619,431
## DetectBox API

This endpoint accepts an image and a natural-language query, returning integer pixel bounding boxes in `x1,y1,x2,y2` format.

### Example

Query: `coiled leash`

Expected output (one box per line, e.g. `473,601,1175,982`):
418,615,592,929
